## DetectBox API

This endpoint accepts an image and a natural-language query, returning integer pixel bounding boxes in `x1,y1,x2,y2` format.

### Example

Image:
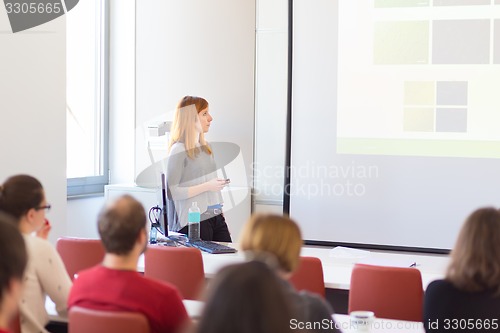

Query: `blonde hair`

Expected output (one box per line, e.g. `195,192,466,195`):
446,207,500,296
240,214,303,273
168,96,211,159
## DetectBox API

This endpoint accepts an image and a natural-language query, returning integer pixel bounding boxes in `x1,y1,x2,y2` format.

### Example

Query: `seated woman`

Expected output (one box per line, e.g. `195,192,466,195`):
0,175,72,333
239,213,340,333
424,207,500,333
195,260,298,333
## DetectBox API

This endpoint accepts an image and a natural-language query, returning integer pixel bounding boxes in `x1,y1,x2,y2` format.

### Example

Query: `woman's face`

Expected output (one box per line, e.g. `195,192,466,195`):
197,107,213,133
32,196,49,230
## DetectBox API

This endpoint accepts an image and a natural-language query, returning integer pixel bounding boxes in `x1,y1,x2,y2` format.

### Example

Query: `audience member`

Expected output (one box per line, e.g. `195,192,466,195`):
68,195,188,333
195,260,298,333
240,213,340,332
424,207,500,332
0,175,71,333
0,213,28,333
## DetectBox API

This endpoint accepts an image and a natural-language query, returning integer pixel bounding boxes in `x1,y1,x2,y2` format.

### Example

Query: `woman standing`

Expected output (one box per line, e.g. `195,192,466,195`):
166,96,231,242
0,175,72,333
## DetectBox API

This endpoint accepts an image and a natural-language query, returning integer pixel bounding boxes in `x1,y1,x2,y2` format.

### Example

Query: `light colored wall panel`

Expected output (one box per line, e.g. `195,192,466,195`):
136,0,255,227
253,0,288,210
0,12,67,243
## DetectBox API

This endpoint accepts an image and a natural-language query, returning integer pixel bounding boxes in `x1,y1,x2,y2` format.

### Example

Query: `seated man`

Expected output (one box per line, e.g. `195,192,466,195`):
68,195,188,333
0,212,28,333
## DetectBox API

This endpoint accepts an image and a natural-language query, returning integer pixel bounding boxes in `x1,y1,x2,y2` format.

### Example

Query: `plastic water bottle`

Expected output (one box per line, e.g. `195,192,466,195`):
188,202,201,241
149,224,157,244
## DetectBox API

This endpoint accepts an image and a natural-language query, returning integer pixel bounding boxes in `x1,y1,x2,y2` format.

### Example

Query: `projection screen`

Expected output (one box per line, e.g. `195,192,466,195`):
288,0,500,251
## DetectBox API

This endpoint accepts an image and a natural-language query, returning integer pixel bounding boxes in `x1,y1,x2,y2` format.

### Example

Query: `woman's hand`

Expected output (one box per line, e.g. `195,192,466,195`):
205,178,228,192
36,219,51,240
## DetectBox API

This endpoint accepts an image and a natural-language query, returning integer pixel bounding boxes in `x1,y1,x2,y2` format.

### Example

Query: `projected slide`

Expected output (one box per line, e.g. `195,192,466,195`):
337,1,500,158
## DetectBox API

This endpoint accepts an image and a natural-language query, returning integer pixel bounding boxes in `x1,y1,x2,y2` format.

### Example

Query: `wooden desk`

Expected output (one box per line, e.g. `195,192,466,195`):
138,245,449,290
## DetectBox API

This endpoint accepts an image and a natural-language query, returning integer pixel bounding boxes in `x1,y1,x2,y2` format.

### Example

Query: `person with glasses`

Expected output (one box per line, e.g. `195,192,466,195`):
166,96,231,241
0,175,72,333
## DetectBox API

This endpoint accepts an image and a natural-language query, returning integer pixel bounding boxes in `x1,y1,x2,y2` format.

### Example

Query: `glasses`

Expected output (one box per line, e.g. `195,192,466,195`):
35,204,51,212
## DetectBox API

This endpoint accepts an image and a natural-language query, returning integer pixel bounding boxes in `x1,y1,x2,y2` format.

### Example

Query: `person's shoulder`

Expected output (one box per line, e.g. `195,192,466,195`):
24,234,55,253
147,278,181,295
282,279,333,314
71,265,104,284
297,290,334,313
170,142,186,154
141,276,183,298
427,279,453,289
426,279,457,296
77,264,104,277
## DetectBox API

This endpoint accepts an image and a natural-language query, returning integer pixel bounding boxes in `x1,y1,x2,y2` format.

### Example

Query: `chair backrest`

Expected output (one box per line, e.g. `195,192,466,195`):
348,263,424,322
69,306,149,333
56,237,105,280
289,256,326,298
144,245,205,300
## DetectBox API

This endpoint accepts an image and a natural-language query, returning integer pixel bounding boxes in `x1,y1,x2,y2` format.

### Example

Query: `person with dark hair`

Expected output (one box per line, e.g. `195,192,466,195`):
240,213,340,333
195,260,298,333
166,96,231,241
0,175,71,333
68,195,188,333
0,213,28,333
424,207,500,332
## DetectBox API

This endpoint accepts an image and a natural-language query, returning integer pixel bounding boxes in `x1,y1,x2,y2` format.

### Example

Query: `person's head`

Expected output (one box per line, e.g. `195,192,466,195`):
168,96,212,158
97,195,147,256
446,207,500,295
240,214,303,274
196,260,296,333
0,212,27,326
0,175,48,233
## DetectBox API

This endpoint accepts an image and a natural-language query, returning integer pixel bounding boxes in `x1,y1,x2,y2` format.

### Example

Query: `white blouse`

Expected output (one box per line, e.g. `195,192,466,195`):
20,235,72,333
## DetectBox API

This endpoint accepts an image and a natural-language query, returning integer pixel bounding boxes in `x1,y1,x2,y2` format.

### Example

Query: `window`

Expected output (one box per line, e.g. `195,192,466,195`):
66,0,109,196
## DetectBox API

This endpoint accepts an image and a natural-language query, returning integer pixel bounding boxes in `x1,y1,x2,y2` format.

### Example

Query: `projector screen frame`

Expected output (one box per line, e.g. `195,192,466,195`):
280,0,500,255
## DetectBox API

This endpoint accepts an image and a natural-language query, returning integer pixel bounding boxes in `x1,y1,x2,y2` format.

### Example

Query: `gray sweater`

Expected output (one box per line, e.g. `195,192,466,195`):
166,142,223,231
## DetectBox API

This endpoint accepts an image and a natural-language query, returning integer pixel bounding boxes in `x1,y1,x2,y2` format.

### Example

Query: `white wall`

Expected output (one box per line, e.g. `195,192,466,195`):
0,10,67,243
67,197,103,238
135,0,256,236
108,0,136,185
68,0,257,239
1,0,259,240
135,0,256,187
65,0,136,239
253,0,288,213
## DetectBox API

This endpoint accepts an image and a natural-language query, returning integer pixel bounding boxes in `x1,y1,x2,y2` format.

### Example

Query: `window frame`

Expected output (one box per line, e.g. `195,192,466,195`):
67,0,110,198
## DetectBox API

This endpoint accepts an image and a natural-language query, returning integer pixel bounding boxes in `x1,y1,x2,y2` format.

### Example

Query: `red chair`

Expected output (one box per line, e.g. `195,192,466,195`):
144,245,205,300
348,263,424,322
69,306,149,333
56,237,105,280
289,256,326,298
